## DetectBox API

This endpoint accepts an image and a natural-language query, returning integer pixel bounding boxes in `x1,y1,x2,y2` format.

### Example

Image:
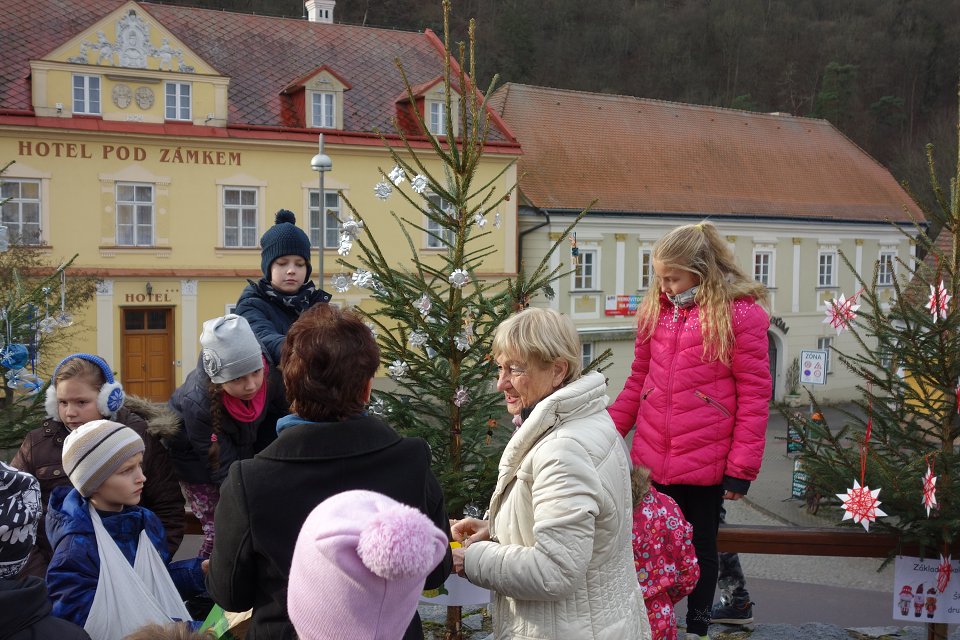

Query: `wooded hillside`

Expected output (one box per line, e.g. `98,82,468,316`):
157,0,960,220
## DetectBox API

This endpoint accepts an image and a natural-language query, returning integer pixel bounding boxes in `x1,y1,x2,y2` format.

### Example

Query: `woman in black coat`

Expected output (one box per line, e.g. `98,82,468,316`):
206,304,452,640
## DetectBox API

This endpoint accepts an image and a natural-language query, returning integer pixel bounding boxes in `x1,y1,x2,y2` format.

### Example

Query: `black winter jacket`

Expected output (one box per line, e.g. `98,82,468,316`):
0,576,91,640
165,356,288,484
234,278,331,364
206,415,452,640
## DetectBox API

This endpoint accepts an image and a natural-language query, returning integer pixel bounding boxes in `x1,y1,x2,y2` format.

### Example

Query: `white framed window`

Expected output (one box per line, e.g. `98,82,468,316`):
115,183,154,246
223,187,258,247
0,179,42,245
817,337,833,373
311,91,335,129
639,248,654,290
818,250,836,287
753,250,774,287
426,194,455,248
309,189,341,249
72,74,101,115
581,342,594,371
428,101,447,136
573,249,598,290
877,250,897,286
164,82,191,121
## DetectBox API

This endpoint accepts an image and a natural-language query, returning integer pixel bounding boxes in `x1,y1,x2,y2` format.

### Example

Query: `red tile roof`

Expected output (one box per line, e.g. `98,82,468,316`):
1,0,514,144
489,83,921,222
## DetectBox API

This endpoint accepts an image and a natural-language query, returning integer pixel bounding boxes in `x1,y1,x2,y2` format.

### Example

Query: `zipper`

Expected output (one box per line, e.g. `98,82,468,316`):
641,387,654,401
662,310,687,481
694,390,731,417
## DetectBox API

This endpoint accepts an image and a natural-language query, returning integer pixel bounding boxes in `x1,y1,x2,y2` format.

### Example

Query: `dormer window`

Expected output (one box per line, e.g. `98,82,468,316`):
428,101,446,136
165,81,192,121
311,91,335,129
73,74,101,115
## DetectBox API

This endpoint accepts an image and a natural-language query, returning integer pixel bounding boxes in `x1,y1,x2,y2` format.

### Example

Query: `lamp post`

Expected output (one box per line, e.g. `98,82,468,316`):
310,134,333,290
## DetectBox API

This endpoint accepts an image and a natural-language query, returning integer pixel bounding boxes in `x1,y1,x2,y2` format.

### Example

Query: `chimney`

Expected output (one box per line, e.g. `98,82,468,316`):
305,0,335,23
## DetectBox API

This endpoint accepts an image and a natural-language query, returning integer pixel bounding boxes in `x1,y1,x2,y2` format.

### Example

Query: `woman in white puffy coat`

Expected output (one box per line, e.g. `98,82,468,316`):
452,308,650,640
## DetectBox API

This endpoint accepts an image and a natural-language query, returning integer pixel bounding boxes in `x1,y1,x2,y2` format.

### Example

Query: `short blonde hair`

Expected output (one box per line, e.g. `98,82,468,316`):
492,307,582,384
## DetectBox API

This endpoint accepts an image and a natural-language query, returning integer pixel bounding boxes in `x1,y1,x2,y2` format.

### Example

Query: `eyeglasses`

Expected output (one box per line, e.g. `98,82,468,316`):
495,364,527,380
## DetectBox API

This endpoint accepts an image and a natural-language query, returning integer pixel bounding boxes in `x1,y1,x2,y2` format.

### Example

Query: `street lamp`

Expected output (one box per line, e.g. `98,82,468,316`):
310,133,333,290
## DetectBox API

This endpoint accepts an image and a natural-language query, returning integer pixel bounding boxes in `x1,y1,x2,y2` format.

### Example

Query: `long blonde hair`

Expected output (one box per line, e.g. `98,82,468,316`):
637,221,768,364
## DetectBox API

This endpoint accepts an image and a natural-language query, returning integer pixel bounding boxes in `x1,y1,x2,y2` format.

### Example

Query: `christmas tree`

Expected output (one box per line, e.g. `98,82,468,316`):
790,94,960,569
336,1,592,521
0,160,98,450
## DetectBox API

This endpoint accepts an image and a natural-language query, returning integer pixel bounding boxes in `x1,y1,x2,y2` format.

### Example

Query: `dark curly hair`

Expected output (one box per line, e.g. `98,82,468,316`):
281,304,380,422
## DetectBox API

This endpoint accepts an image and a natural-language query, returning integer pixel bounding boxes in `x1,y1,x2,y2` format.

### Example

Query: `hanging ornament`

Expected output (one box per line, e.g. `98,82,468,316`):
57,270,73,328
340,215,364,241
449,268,470,289
473,212,487,228
373,181,393,201
337,237,353,256
454,332,471,352
570,232,580,268
922,458,938,517
6,369,43,393
414,293,432,318
493,211,502,228
823,292,861,335
38,316,58,334
836,480,887,531
408,330,428,349
927,281,951,321
331,273,351,293
937,554,952,593
411,174,429,194
388,359,409,379
364,322,377,338
352,269,373,289
368,397,385,415
0,344,30,370
453,386,469,407
388,165,406,186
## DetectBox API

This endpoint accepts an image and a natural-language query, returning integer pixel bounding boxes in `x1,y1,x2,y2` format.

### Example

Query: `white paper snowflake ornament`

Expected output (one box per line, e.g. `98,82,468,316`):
473,212,487,228
337,237,353,256
449,268,470,289
331,273,351,293
454,332,471,352
411,174,428,194
922,465,938,517
408,330,428,349
928,281,951,321
836,480,887,531
373,181,393,201
388,165,406,186
352,269,373,289
453,386,469,407
340,215,364,241
414,293,431,318
823,293,860,335
493,211,502,228
388,359,409,379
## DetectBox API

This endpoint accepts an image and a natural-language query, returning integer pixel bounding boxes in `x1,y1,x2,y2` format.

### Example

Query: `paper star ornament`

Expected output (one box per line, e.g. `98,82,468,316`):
938,554,952,593
837,480,886,531
928,281,951,321
922,465,938,517
823,293,860,335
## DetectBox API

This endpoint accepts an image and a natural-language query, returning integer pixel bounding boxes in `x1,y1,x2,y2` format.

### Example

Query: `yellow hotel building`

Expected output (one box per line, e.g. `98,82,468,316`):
1,0,520,399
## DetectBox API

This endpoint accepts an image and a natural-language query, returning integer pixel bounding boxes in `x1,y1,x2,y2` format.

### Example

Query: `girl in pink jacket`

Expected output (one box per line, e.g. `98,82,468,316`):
609,221,770,640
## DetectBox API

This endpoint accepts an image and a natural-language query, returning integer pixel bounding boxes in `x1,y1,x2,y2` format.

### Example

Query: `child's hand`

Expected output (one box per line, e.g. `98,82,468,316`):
201,559,210,575
451,517,489,547
723,491,744,501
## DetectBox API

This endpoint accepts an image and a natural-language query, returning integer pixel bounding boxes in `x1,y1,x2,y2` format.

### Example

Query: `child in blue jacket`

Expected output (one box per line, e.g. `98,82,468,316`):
46,420,206,639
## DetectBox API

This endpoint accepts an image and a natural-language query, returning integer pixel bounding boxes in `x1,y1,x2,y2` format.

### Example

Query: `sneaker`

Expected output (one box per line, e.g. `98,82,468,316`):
710,599,754,625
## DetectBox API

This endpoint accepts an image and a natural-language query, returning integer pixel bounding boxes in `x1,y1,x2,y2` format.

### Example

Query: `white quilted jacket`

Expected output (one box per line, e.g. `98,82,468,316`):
464,372,651,639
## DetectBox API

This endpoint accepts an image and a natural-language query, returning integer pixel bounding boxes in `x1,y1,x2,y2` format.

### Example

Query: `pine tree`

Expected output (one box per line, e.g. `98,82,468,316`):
336,1,593,523
790,94,960,570
0,160,98,450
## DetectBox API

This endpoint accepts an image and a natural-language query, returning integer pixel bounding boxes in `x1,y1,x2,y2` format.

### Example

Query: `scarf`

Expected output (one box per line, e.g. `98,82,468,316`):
221,358,269,423
248,278,331,314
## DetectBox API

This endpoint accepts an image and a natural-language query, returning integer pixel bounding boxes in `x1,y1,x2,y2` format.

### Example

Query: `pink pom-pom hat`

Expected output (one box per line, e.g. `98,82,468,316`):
288,489,449,640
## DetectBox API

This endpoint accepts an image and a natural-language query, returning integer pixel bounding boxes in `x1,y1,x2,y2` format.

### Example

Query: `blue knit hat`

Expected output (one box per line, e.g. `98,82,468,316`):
260,209,313,280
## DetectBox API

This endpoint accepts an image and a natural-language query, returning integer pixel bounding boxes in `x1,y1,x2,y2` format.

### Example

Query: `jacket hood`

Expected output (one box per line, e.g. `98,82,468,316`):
0,575,52,633
123,394,181,440
46,486,94,549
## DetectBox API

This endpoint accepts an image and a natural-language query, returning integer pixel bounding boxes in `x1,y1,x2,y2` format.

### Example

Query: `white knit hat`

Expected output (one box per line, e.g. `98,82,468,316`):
200,314,263,384
62,420,144,497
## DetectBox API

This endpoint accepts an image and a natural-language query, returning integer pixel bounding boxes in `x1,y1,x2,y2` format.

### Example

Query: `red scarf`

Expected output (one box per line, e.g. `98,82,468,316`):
221,358,269,423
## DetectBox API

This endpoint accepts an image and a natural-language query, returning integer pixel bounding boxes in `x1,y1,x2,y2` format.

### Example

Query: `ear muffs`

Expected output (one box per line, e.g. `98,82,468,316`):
45,353,125,421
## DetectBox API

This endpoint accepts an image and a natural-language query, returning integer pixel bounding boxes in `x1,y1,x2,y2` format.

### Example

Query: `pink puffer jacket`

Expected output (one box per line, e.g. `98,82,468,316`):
608,297,770,487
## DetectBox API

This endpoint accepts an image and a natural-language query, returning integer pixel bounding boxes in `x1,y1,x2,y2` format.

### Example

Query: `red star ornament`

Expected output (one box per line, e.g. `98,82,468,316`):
922,465,938,517
938,554,952,593
928,281,952,321
837,480,887,531
823,293,860,335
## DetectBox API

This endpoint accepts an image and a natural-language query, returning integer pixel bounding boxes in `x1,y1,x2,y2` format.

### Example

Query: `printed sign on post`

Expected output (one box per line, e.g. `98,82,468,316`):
892,555,960,623
799,350,828,385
